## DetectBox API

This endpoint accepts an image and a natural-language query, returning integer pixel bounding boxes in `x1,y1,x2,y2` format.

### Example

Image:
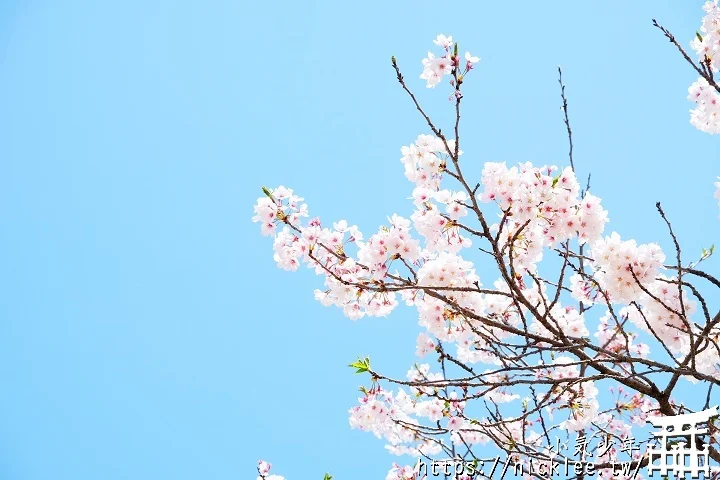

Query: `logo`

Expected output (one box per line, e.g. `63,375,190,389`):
412,407,720,478
646,406,718,479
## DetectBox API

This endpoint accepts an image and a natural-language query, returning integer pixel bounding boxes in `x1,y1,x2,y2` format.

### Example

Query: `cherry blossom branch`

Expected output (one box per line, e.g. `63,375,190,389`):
653,19,720,94
558,67,575,171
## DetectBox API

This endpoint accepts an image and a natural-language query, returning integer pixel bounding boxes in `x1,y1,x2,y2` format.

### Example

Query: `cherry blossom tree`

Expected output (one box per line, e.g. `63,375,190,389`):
254,3,720,479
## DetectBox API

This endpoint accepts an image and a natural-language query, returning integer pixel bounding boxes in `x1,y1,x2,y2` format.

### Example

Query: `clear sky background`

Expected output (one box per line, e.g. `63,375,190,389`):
1,1,719,479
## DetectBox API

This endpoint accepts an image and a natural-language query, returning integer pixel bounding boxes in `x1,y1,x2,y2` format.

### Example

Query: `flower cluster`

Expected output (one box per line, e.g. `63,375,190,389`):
688,1,720,133
410,190,472,253
588,234,705,358
689,78,720,134
349,388,417,445
400,134,453,190
349,386,447,458
415,332,435,357
252,186,308,239
257,460,285,480
693,327,720,378
691,1,720,72
420,34,480,89
590,232,665,304
357,215,421,279
530,303,589,340
479,161,608,272
625,281,697,354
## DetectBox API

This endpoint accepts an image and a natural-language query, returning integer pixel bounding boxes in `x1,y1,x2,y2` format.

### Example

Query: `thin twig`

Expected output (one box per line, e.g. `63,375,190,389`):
558,66,575,171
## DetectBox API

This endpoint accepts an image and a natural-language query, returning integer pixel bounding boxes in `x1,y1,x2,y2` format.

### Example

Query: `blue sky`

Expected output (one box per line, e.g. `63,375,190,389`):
0,1,719,479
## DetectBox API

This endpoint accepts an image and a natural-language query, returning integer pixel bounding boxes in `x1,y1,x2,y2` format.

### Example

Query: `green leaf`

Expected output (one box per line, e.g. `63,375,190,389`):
323,474,333,480
697,31,704,42
552,175,560,188
700,244,715,263
348,357,371,374
261,186,273,198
